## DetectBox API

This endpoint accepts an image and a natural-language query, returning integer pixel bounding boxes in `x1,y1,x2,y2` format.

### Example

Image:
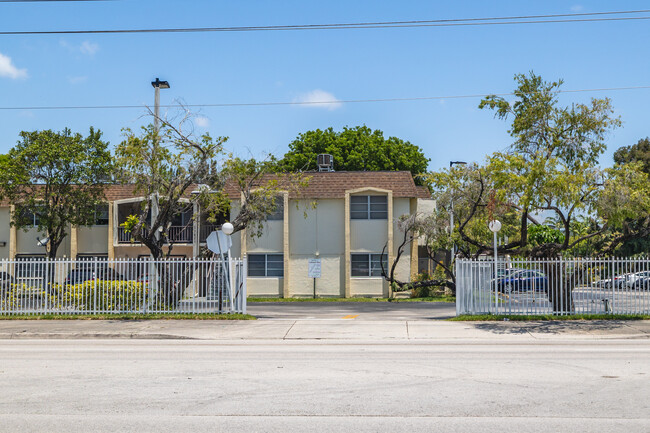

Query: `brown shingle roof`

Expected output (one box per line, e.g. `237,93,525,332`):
223,171,425,199
0,172,426,205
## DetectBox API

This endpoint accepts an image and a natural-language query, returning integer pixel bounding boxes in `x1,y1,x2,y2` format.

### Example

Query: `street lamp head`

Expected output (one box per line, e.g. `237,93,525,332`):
450,161,468,168
151,78,170,89
221,222,234,236
489,220,502,233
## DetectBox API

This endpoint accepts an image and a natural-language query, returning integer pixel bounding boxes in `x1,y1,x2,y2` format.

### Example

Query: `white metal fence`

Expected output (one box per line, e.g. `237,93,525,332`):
0,257,247,315
456,257,650,316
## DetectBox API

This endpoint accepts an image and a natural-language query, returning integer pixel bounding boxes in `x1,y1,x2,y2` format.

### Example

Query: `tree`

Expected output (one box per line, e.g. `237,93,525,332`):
0,128,112,259
608,138,650,255
614,138,650,174
278,126,429,183
115,109,306,304
419,72,650,311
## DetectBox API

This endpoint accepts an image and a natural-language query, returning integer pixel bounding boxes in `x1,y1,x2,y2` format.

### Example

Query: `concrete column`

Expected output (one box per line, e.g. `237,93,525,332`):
69,225,78,260
282,192,290,298
107,202,115,260
344,192,351,298
9,205,16,260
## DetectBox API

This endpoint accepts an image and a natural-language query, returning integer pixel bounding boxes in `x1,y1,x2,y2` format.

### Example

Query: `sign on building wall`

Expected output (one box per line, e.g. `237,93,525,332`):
308,258,321,278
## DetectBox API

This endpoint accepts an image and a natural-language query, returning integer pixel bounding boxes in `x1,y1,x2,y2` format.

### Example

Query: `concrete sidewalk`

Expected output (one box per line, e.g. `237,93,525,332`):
0,319,649,341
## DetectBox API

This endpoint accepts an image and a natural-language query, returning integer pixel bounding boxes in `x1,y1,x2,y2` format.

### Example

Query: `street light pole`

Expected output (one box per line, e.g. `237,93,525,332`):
489,219,502,314
151,78,170,134
150,78,170,247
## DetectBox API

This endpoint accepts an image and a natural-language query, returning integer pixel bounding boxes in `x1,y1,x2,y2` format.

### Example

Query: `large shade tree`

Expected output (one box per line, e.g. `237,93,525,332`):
278,125,429,183
116,109,307,304
0,128,113,259
384,73,650,310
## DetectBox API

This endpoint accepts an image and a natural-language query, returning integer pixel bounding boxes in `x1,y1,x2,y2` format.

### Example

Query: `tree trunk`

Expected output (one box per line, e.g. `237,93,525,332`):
542,261,574,314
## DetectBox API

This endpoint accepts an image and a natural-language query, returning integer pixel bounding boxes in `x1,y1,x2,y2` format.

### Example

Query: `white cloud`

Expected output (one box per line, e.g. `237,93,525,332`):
195,116,210,128
570,5,584,12
293,89,342,111
0,52,27,79
80,41,99,55
60,40,99,56
68,75,88,84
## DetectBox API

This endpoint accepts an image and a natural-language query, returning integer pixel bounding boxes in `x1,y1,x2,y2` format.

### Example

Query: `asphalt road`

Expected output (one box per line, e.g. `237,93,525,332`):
247,301,456,320
1,339,648,433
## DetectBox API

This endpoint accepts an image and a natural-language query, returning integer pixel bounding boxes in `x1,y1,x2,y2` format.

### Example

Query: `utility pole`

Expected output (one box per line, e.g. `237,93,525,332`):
150,78,170,247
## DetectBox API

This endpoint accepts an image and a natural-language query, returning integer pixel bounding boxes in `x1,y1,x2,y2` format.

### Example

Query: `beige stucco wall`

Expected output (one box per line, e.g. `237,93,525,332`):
247,220,283,252
350,220,387,252
287,199,345,297
392,198,412,282
15,227,70,257
289,199,344,255
77,226,109,255
350,278,385,297
288,255,343,297
247,277,283,296
0,208,11,259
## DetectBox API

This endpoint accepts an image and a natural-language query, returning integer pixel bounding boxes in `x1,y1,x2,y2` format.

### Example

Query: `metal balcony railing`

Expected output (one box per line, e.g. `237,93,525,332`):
117,226,194,244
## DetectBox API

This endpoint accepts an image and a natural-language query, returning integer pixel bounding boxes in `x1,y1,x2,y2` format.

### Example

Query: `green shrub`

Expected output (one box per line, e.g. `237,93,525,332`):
57,280,147,311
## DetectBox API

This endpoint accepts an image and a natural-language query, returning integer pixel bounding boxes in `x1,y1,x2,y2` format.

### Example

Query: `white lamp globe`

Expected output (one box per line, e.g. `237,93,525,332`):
488,220,502,233
221,222,234,235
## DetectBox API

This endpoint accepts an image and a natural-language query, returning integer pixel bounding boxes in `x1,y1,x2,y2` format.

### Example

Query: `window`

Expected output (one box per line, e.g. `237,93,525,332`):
248,254,284,277
351,253,387,277
20,208,43,227
94,204,109,226
267,196,284,221
350,195,387,220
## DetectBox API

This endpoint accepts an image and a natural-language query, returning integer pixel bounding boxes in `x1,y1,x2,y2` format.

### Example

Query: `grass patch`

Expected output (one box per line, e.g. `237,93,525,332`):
451,314,650,321
392,295,456,303
247,295,455,303
0,313,256,320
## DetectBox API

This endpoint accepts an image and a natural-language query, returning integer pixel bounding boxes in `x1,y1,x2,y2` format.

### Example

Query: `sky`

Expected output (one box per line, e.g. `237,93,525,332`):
1,0,650,172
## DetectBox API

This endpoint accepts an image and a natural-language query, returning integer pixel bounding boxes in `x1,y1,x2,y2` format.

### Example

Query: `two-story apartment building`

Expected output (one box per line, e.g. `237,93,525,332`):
0,171,431,298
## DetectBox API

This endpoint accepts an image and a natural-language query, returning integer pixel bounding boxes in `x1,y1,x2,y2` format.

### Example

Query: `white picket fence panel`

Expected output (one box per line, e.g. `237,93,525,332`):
456,257,650,316
0,257,247,315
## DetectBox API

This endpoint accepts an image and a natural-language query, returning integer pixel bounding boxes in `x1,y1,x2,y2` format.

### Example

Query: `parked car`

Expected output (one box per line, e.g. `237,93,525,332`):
625,271,650,288
495,269,548,293
632,275,650,290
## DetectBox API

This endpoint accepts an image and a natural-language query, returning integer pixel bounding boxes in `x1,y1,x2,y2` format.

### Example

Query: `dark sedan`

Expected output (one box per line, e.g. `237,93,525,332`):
496,270,548,293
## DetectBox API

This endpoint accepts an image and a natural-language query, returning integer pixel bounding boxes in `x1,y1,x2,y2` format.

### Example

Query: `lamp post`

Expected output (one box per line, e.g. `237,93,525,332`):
151,78,170,133
150,78,170,247
449,161,467,262
489,219,502,314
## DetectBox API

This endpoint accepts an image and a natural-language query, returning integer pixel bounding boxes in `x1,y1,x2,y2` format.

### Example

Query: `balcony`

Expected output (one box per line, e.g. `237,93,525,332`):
117,226,194,244
199,225,218,243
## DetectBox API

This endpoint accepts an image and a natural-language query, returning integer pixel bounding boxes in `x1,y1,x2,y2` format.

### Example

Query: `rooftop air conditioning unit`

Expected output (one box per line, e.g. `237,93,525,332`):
317,154,334,172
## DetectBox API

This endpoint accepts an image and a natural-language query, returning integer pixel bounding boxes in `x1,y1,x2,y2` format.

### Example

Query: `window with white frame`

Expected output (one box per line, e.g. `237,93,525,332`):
248,254,284,277
350,195,388,220
266,196,284,221
351,253,387,277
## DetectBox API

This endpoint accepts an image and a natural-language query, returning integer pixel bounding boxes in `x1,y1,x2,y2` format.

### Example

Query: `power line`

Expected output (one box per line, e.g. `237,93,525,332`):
1,9,650,35
2,85,649,111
